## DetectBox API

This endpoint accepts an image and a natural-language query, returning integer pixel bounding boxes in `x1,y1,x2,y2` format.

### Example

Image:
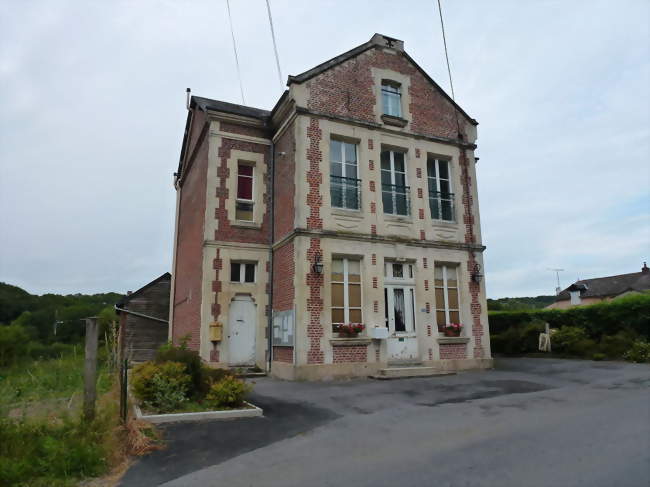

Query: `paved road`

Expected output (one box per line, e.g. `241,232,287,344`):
120,358,650,487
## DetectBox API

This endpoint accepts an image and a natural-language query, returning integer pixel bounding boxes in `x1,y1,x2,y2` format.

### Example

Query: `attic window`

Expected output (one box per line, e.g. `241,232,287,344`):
381,81,402,117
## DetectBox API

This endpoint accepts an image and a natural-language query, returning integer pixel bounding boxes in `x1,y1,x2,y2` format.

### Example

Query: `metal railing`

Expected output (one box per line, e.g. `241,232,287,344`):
330,175,361,210
428,191,455,221
382,183,411,216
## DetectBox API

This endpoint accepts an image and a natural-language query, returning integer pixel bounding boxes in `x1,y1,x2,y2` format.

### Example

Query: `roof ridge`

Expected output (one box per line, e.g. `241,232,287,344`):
192,95,270,114
577,271,644,282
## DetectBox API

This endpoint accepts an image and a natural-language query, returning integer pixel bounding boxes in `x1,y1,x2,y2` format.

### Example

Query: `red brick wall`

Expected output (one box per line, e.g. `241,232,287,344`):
272,242,294,311
220,122,268,139
305,118,324,364
459,149,485,359
273,121,296,241
214,138,271,245
306,48,471,140
172,110,209,351
333,345,368,363
439,343,467,360
273,346,293,363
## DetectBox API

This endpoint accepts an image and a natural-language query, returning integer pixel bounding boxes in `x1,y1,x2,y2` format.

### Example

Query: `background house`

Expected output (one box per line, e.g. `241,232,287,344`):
116,273,170,362
547,263,650,309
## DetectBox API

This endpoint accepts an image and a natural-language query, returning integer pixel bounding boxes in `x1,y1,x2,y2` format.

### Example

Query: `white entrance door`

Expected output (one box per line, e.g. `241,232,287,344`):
228,295,256,366
385,285,418,362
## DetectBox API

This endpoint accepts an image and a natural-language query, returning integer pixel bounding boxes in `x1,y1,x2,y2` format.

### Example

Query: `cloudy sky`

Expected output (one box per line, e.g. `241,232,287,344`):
1,0,648,298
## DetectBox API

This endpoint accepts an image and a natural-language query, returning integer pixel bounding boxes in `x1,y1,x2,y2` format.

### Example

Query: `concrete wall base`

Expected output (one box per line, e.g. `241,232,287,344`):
270,358,493,381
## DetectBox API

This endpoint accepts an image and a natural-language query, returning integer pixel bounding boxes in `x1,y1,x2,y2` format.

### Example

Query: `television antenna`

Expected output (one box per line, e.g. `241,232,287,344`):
547,268,564,295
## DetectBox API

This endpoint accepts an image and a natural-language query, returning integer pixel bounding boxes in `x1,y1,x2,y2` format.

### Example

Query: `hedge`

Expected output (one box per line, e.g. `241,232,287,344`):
488,293,650,340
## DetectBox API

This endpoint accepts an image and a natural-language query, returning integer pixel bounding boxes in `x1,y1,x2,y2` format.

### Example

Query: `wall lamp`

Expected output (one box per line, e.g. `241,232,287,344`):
312,254,324,275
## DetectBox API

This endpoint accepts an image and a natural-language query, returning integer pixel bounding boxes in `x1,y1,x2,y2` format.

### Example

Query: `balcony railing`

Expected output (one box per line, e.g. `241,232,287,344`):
382,183,411,216
428,191,455,221
330,175,361,210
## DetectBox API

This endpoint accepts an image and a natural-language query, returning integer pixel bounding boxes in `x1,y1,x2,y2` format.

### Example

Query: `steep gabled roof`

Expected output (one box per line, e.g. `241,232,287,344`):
192,96,270,120
287,33,478,126
116,272,171,310
556,267,650,301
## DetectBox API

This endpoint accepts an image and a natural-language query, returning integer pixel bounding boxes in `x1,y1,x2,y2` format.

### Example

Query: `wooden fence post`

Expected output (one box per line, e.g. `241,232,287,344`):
84,317,99,421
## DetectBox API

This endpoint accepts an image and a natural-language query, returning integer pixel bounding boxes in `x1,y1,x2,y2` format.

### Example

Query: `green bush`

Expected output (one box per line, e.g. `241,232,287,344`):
131,361,191,411
147,372,189,413
0,414,109,486
490,320,545,355
592,353,606,361
488,293,650,340
598,331,636,359
27,342,74,361
623,341,650,363
552,326,594,355
0,324,31,366
205,376,251,409
155,340,204,397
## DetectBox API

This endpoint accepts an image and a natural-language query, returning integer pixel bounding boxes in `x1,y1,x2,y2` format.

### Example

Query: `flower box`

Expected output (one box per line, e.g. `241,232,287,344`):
442,323,463,337
335,323,365,338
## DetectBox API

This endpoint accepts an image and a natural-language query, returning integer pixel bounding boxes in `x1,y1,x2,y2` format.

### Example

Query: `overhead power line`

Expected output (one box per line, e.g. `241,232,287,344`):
265,0,284,90
226,0,246,104
436,0,455,101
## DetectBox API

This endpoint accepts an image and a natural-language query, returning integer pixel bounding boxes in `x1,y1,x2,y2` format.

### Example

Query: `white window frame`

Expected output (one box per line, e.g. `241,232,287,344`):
331,258,363,325
330,139,360,210
435,264,460,326
381,150,410,216
381,81,402,117
230,261,256,283
427,158,454,222
236,162,255,222
384,261,415,284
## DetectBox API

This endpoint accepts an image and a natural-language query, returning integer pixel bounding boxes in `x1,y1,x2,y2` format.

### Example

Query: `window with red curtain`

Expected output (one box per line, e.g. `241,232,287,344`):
237,164,253,200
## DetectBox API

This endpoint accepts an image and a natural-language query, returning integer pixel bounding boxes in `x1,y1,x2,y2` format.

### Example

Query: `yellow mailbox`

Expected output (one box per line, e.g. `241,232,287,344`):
209,322,223,341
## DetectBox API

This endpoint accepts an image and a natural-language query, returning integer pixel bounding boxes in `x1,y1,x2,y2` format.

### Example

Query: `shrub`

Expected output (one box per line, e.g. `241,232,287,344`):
552,326,596,356
155,340,204,397
623,341,650,363
147,373,189,413
0,324,31,366
599,331,636,359
131,361,191,411
198,366,234,396
205,376,251,409
27,342,73,360
592,353,606,361
488,293,650,341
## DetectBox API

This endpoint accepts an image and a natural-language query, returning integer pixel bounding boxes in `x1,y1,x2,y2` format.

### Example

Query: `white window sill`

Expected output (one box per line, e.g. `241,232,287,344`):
437,337,470,345
332,208,363,218
431,220,457,227
231,221,262,229
384,214,412,224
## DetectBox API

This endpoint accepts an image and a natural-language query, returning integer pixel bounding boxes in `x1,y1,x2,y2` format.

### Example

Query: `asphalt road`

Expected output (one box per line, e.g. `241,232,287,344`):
120,358,650,487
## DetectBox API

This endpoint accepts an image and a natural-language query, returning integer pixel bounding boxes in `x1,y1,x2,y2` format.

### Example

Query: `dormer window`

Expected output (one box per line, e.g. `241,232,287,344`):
381,81,402,117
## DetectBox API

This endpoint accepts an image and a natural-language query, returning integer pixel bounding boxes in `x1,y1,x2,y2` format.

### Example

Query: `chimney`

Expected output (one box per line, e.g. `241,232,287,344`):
642,262,649,274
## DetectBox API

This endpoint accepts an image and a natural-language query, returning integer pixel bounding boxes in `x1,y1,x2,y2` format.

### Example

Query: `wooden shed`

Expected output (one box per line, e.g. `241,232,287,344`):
116,273,170,362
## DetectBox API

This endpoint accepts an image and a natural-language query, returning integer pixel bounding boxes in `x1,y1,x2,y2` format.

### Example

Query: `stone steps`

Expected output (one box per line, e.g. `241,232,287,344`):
370,366,456,380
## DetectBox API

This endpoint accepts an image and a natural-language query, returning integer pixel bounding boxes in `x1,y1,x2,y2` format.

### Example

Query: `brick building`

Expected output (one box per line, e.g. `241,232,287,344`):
169,34,492,379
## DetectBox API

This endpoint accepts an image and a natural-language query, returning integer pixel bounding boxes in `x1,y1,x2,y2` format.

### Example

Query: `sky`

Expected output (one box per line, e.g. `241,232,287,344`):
1,0,649,299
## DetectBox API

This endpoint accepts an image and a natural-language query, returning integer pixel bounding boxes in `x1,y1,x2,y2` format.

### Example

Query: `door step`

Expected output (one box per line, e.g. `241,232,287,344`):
230,366,267,378
370,366,455,380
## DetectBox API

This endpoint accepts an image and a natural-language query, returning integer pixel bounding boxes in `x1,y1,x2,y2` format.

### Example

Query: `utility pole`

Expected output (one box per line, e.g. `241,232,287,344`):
547,268,564,295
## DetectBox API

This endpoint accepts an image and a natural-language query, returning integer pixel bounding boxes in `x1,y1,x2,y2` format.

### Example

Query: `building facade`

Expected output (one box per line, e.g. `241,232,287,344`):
169,34,492,379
